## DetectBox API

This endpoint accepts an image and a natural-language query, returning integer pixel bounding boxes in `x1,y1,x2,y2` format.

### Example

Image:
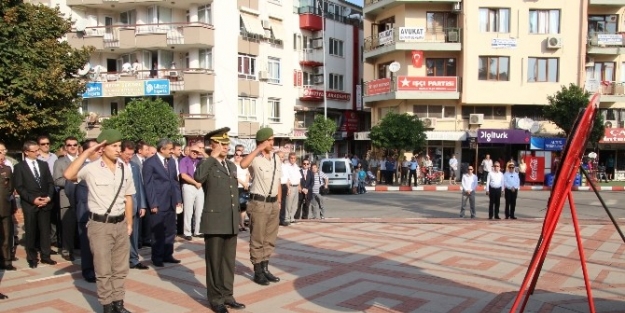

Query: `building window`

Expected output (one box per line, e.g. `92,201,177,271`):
267,57,281,84
329,38,344,57
198,4,211,24
199,48,212,70
329,73,344,91
120,10,136,25
479,8,510,33
200,93,214,115
527,57,559,82
426,12,458,30
377,62,392,79
462,106,507,120
444,106,456,119
426,58,456,76
303,72,313,86
268,98,280,122
586,62,615,82
588,15,618,35
81,100,88,115
238,97,257,120
511,105,546,121
478,56,509,81
413,105,443,119
238,54,256,80
378,106,398,119
529,9,560,34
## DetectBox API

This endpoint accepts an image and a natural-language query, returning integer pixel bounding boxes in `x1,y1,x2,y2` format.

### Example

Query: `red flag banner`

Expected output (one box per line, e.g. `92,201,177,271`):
411,50,423,68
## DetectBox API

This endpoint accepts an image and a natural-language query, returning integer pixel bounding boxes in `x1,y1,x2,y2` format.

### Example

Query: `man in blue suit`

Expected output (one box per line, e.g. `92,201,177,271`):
143,138,182,267
74,139,101,283
121,141,149,270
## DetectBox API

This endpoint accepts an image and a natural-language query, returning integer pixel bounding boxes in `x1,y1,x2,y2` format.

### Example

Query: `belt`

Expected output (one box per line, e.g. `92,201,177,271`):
90,212,126,224
290,184,299,187
249,194,278,203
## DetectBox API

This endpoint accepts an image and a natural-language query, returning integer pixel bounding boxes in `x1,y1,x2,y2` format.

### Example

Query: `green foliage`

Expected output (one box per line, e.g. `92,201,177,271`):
0,1,93,148
543,84,604,145
304,115,337,155
102,98,182,145
49,104,86,151
369,112,427,153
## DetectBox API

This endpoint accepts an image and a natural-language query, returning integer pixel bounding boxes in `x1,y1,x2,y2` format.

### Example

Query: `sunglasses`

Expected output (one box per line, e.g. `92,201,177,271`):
235,154,242,157
303,162,310,165
494,165,500,167
66,144,78,147
191,150,200,154
468,168,474,170
39,142,50,146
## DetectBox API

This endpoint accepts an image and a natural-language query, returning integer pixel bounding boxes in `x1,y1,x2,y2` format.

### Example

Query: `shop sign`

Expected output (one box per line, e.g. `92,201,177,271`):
378,29,394,45
398,27,425,41
340,111,359,132
530,137,566,151
366,78,391,96
597,34,623,46
599,128,625,143
425,131,467,141
477,129,530,144
396,76,457,92
301,89,351,101
524,156,545,183
82,79,170,98
491,38,517,49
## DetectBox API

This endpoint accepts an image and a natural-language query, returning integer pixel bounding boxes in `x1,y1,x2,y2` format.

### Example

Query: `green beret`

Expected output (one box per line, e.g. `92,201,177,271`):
205,127,231,144
97,129,123,144
256,127,274,142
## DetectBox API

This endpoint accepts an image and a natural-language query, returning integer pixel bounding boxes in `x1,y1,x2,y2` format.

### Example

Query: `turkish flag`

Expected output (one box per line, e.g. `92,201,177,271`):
411,50,423,68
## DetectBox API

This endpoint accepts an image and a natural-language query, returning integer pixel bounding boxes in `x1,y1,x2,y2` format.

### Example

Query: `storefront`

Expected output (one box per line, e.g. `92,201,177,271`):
599,128,625,181
425,131,466,178
528,137,566,174
469,129,531,169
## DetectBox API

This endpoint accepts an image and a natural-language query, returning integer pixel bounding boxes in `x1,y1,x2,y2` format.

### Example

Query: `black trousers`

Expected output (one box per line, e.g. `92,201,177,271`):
488,187,502,219
24,207,52,262
141,211,152,246
150,208,176,263
59,206,76,256
204,234,237,306
408,169,418,186
0,215,13,267
505,189,518,218
77,221,95,279
279,184,288,223
294,192,311,219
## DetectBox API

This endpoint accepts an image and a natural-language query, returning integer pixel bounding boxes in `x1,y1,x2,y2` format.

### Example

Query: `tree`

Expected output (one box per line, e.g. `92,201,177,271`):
304,115,337,156
369,112,427,156
0,1,93,148
543,84,604,145
101,98,182,145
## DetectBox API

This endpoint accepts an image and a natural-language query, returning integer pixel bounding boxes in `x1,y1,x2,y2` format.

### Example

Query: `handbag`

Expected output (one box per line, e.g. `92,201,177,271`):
318,175,329,195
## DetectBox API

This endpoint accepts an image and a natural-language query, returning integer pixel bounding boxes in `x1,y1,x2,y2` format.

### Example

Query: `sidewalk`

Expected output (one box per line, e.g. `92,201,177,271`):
367,184,625,192
1,218,623,312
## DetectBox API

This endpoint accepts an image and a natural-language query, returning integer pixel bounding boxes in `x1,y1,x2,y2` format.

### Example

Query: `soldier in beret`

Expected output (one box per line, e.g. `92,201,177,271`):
194,127,245,313
240,127,282,286
64,129,135,313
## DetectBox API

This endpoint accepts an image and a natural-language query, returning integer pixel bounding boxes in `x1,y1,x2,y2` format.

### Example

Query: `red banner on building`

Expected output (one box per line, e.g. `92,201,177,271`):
341,111,359,132
524,156,545,183
396,76,457,92
366,78,391,95
599,128,625,143
293,70,303,87
411,50,423,68
300,89,351,101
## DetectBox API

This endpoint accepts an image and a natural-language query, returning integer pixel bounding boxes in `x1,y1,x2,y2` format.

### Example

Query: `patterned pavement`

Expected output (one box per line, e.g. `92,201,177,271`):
1,218,624,313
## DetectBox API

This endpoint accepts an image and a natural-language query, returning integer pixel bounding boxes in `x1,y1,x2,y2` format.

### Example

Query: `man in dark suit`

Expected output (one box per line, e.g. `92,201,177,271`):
143,138,182,267
13,141,57,268
74,139,100,283
120,141,149,270
52,136,80,261
195,127,245,313
0,150,16,272
294,160,313,220
131,140,152,248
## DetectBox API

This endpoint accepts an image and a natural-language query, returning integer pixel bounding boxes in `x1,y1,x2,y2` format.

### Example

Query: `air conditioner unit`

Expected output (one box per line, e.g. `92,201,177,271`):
313,75,324,84
547,36,562,49
447,30,459,43
421,117,437,128
605,120,617,128
313,40,323,49
261,19,270,29
451,1,462,12
258,70,269,80
469,114,484,125
313,66,324,75
304,48,313,53
168,71,179,77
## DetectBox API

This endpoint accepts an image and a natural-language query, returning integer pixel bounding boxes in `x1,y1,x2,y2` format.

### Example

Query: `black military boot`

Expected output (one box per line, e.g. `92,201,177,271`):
103,304,114,313
253,263,269,286
112,300,132,313
261,260,280,283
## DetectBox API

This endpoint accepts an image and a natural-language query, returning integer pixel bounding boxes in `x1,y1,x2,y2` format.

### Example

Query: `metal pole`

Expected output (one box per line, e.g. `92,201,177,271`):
321,0,327,119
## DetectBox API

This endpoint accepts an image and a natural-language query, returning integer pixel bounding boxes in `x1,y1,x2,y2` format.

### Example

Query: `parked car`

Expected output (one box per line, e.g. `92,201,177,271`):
320,158,353,193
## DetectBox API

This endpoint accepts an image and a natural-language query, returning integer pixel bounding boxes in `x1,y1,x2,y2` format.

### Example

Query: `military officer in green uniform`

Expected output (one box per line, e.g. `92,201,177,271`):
194,127,246,313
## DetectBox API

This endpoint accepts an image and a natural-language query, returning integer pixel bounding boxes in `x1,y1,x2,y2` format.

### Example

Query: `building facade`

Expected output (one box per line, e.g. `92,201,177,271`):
56,0,363,155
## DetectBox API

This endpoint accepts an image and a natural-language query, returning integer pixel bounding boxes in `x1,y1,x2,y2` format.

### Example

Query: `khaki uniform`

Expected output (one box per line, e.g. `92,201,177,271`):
247,153,282,264
78,160,135,305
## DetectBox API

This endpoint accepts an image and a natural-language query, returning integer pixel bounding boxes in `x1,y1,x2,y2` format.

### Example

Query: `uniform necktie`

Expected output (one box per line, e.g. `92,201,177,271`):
163,158,168,171
32,161,41,186
221,160,229,175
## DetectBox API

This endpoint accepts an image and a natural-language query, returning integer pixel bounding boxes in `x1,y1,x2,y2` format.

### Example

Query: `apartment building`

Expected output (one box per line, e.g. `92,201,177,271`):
55,0,363,155
363,0,588,175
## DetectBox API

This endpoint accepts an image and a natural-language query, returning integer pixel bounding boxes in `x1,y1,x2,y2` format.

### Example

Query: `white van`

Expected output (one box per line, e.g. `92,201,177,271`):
320,158,354,192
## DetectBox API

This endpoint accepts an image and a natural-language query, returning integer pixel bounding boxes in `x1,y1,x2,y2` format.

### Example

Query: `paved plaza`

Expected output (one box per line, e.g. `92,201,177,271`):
0,191,624,312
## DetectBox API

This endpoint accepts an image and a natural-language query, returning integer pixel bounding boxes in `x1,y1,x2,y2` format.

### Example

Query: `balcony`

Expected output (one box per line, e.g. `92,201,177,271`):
590,81,625,102
297,6,323,31
299,49,324,67
363,76,460,102
66,22,214,51
237,121,260,138
83,68,214,94
181,114,216,136
238,32,261,55
80,114,110,139
364,27,462,59
589,0,625,5
238,79,260,97
364,0,461,17
587,32,625,54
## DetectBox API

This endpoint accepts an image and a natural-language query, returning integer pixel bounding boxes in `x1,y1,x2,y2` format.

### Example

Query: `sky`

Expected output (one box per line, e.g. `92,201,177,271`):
344,0,364,7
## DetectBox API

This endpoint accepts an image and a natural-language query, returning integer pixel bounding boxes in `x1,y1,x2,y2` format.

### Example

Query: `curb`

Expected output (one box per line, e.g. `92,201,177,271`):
365,185,625,192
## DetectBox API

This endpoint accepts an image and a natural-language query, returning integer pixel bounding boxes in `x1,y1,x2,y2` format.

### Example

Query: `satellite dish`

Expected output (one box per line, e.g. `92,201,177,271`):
389,61,401,73
348,13,363,21
530,122,540,134
343,8,351,17
89,65,102,80
77,63,91,76
516,117,533,130
75,19,88,32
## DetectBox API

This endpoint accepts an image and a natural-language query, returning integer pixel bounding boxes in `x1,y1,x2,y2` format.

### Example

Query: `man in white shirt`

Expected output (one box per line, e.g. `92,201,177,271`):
278,152,290,226
449,154,458,185
485,162,504,220
481,154,493,184
284,153,301,223
460,165,478,218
